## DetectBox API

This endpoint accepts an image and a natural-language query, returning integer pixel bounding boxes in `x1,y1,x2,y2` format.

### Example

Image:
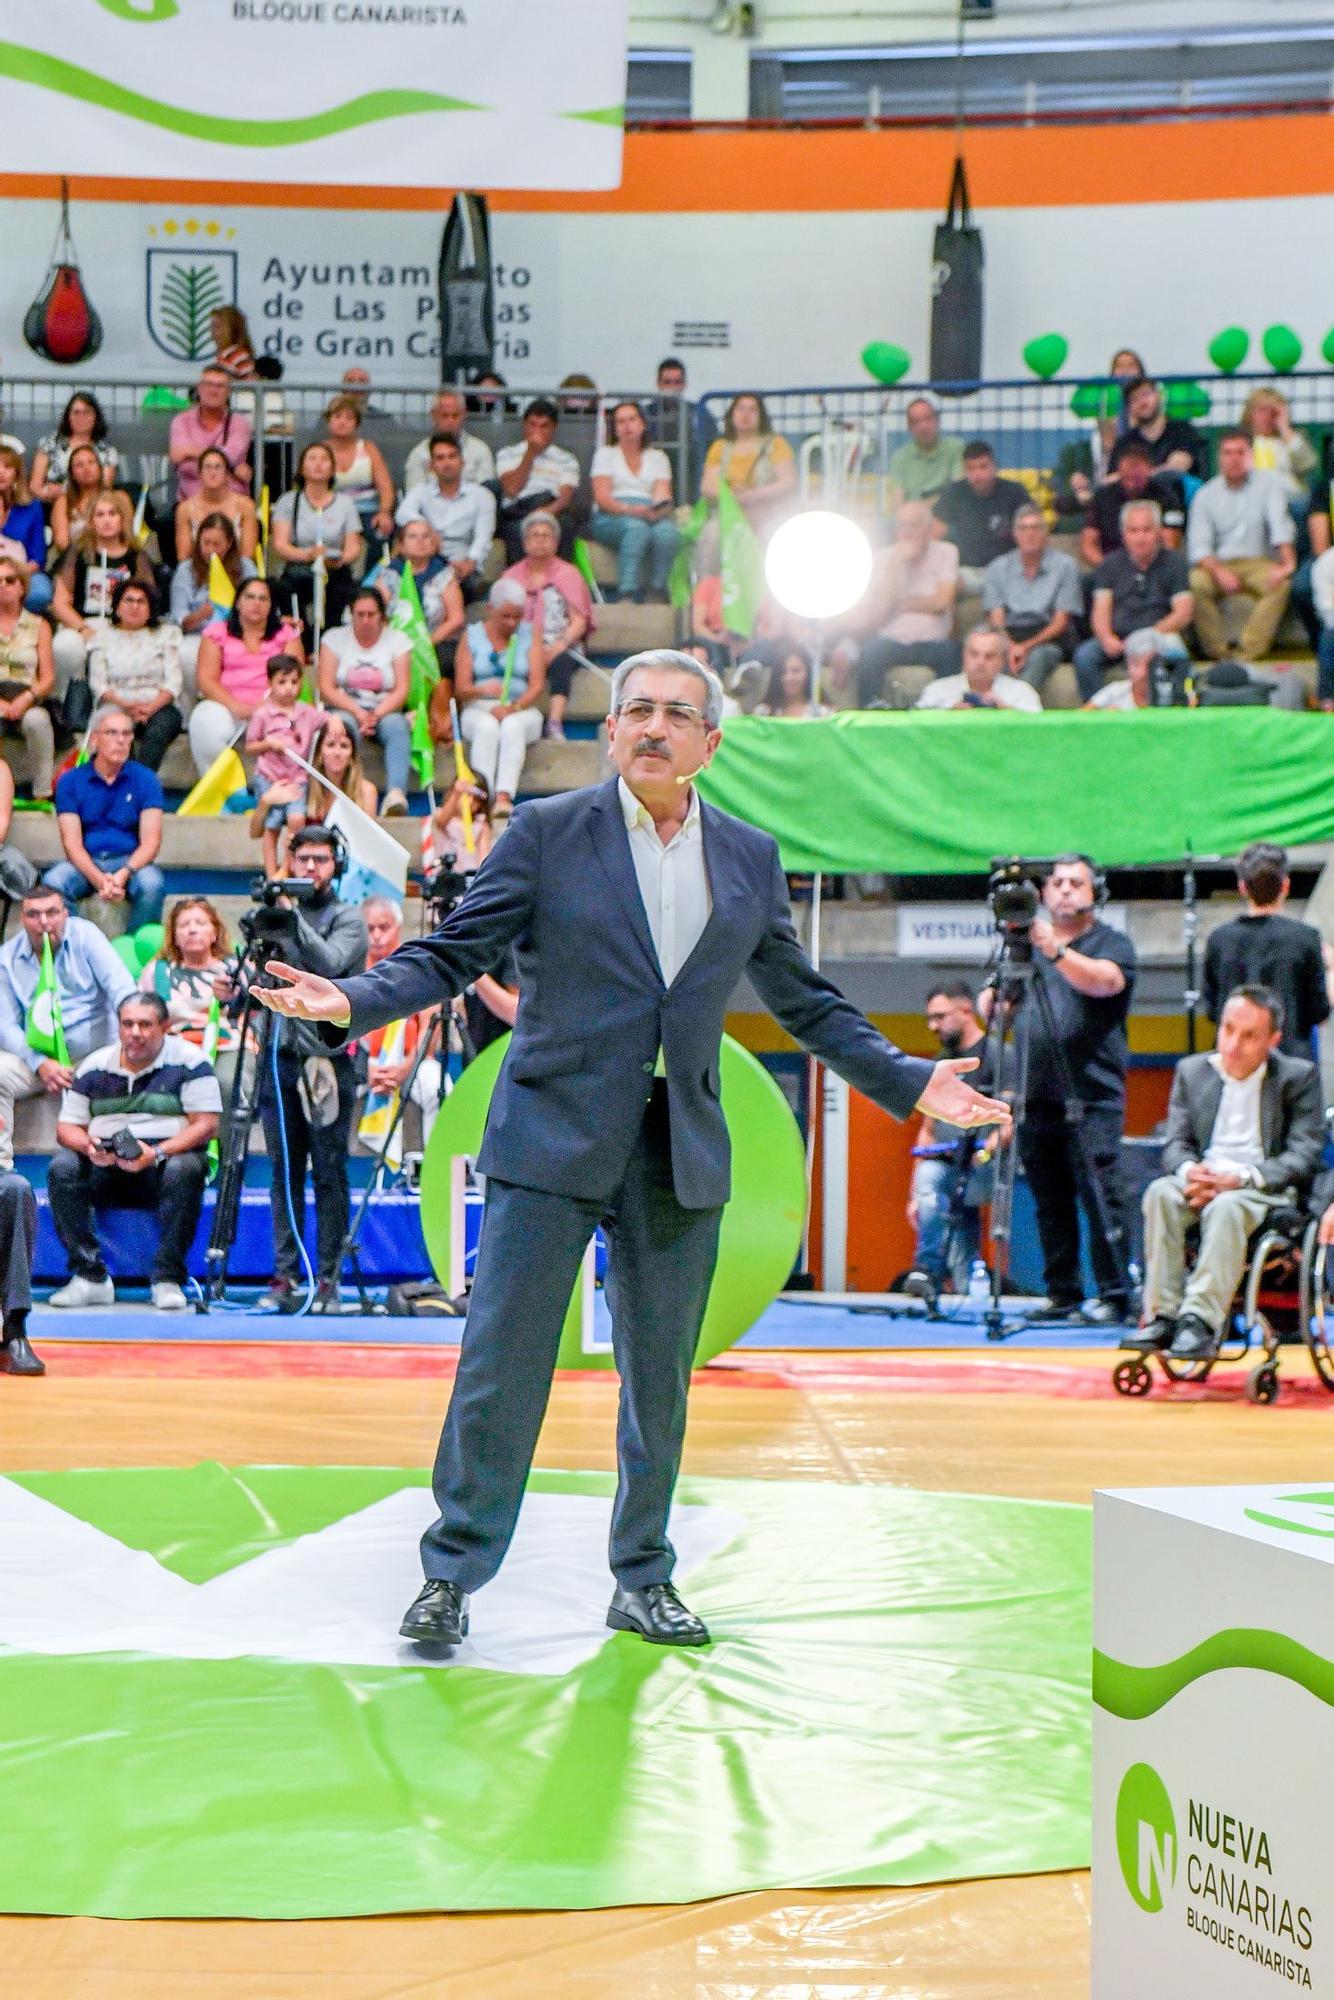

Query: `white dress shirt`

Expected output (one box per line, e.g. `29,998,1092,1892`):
394,478,497,566
619,778,712,1073
1190,1054,1267,1186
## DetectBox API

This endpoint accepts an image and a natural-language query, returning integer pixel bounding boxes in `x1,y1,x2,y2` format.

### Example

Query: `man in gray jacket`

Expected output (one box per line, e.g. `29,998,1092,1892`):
1135,984,1324,1361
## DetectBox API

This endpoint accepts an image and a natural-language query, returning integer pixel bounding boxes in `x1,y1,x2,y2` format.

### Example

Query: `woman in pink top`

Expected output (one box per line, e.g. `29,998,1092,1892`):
188,576,304,776
500,510,594,741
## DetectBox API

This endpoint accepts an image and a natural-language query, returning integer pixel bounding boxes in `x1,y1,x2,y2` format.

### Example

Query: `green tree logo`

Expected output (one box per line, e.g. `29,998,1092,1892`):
1116,1763,1176,1913
93,0,180,20
157,261,226,361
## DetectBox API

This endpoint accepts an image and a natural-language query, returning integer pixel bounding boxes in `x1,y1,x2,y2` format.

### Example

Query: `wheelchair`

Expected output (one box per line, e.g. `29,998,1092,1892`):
1112,1203,1318,1405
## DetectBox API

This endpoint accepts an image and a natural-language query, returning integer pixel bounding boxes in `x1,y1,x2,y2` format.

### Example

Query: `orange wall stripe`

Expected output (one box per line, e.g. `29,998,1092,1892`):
4,114,1334,214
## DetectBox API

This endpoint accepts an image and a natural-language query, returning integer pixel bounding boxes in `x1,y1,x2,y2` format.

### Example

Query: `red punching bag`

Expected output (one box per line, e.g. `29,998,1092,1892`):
24,179,103,367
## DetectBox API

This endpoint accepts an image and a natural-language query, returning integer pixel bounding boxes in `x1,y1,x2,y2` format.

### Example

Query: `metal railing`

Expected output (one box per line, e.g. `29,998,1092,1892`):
699,371,1334,523
0,376,696,517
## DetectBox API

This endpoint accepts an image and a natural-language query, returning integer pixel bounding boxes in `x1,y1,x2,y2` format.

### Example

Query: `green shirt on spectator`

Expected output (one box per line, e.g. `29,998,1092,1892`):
888,435,965,502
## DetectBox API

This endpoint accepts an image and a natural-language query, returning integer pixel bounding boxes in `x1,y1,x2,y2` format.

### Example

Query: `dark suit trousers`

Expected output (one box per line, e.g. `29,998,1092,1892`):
421,1083,722,1594
1017,1101,1132,1306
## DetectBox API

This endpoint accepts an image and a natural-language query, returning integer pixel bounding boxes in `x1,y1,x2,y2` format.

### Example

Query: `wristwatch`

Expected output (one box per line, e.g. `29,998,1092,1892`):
150,1144,164,1166
1053,944,1069,962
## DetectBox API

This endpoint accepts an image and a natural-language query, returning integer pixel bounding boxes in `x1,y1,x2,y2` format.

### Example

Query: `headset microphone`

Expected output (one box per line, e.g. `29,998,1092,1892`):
674,766,707,786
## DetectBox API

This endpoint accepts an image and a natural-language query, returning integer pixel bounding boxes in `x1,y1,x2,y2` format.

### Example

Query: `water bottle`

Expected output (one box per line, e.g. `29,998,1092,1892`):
967,1259,990,1310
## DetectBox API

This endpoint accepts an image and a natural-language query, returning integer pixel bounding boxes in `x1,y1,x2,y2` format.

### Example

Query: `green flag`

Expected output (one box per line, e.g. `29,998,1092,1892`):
201,996,222,1181
389,563,440,790
571,536,600,600
718,480,764,638
668,496,707,611
26,934,70,1067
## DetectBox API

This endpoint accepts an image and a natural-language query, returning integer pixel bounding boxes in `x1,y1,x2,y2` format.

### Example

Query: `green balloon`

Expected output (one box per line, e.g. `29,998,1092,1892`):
1322,327,1334,368
1262,323,1303,373
1164,379,1211,422
420,1033,807,1371
134,923,165,967
1207,326,1249,374
1070,382,1118,420
1023,333,1069,380
860,340,911,386
112,936,140,976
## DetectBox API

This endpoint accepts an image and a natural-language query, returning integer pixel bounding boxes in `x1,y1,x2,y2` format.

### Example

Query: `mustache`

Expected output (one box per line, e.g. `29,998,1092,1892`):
634,738,672,757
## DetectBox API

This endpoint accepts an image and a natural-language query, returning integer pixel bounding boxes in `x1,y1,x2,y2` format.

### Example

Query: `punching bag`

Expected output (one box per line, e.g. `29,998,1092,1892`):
928,156,984,391
436,192,494,382
24,179,103,367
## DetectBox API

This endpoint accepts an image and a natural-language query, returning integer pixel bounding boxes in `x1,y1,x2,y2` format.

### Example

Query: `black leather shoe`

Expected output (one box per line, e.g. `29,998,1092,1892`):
1081,1298,1133,1328
607,1581,710,1647
1170,1313,1219,1361
1,1334,44,1376
399,1579,469,1648
1122,1316,1177,1353
1030,1298,1085,1324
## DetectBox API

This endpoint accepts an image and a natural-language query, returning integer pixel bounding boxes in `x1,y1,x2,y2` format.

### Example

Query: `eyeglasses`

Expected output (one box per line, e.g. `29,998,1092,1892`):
617,699,708,730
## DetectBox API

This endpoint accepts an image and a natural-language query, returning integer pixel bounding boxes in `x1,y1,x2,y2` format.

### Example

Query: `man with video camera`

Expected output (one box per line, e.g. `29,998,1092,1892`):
997,855,1138,1325
254,826,368,1312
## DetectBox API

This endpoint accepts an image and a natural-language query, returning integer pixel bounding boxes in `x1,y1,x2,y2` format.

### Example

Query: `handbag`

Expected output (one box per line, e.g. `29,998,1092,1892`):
929,157,984,391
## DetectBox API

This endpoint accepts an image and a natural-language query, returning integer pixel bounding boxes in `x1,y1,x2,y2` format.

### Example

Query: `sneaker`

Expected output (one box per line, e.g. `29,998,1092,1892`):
150,1281,188,1313
311,1277,343,1315
381,788,409,816
544,718,566,741
259,1277,301,1315
47,1274,114,1309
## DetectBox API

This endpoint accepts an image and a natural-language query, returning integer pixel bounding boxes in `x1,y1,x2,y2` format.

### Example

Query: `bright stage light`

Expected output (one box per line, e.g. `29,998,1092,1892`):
763,509,873,621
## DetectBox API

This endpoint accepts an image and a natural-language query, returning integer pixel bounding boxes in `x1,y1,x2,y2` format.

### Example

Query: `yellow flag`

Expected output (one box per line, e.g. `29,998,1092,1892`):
256,485,270,579
179,745,246,817
208,553,236,612
450,697,477,853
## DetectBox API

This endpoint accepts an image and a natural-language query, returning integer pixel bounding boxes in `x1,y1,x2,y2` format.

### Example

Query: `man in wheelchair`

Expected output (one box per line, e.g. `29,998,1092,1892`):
1133,984,1325,1361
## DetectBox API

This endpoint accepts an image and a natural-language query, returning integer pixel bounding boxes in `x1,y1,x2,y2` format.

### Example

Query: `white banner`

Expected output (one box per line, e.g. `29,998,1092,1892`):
897,902,1128,961
0,1,628,190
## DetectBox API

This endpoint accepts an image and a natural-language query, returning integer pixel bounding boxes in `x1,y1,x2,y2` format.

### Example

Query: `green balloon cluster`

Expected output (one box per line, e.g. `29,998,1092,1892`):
1323,328,1334,368
1207,327,1249,374
1164,380,1211,422
1262,323,1303,373
110,924,165,978
1023,333,1069,380
1069,382,1120,420
860,341,911,385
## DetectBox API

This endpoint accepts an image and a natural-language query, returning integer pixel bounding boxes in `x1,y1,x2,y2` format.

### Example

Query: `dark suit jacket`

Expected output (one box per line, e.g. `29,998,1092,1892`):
327,778,934,1209
1159,1050,1325,1194
1201,912,1329,1058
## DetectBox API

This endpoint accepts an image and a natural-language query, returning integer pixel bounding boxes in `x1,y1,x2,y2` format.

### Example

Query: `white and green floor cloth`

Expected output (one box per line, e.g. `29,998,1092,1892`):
0,1466,1092,1916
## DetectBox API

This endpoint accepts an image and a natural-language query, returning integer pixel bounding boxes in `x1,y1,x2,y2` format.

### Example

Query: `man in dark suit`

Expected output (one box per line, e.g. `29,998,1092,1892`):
1134,984,1324,1362
256,649,1008,1651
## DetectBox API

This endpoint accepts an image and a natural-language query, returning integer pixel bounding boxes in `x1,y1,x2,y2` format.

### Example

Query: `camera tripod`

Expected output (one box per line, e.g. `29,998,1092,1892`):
198,925,280,1308
980,923,1135,1342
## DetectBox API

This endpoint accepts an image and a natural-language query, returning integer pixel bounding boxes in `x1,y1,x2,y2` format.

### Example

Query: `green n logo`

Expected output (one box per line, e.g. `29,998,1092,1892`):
1244,1491,1334,1538
93,0,180,21
1116,1762,1176,1914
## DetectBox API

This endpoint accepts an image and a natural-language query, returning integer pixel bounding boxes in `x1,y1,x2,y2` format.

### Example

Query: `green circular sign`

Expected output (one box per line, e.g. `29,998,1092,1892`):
1116,1762,1177,1914
419,1034,807,1369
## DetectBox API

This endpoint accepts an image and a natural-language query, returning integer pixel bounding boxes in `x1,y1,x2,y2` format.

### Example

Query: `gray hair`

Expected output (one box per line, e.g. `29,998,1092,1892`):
1013,503,1047,530
1120,497,1162,532
488,578,528,611
611,648,725,728
521,509,561,543
363,896,403,926
963,622,1006,652
90,703,133,734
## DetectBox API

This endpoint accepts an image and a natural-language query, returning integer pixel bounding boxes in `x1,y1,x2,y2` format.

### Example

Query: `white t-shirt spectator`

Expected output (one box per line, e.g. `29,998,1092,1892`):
916,674,1042,712
322,623,410,712
495,439,581,505
1085,679,1142,710
591,444,673,507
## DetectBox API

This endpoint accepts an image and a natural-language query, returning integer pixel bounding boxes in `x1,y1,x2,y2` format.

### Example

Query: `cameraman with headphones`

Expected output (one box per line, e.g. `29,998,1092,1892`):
258,825,369,1312
1010,854,1138,1325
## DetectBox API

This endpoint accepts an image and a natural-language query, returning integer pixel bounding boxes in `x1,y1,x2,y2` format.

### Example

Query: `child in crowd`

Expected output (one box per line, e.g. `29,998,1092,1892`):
421,773,493,879
246,657,325,878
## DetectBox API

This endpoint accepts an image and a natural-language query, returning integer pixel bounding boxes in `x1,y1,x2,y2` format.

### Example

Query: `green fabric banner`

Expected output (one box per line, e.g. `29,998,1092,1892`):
0,1464,1091,1917
697,710,1334,874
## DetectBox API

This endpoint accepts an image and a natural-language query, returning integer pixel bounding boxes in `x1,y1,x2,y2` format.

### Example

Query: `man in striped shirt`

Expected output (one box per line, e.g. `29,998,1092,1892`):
47,993,221,1313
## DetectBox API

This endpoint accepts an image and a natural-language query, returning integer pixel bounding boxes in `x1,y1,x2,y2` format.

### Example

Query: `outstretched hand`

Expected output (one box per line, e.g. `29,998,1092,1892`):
252,962,352,1024
915,1057,1012,1134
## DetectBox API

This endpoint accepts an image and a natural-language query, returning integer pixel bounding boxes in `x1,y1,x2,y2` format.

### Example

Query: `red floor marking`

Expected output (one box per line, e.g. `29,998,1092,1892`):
20,1342,1334,1404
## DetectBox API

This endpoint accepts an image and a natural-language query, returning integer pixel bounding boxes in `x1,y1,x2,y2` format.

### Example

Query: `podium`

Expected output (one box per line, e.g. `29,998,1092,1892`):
1093,1484,1334,1995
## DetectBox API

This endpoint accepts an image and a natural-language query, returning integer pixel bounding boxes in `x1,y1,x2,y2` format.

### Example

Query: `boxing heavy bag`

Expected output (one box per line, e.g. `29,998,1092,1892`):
24,180,103,367
928,156,983,392
436,192,494,382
